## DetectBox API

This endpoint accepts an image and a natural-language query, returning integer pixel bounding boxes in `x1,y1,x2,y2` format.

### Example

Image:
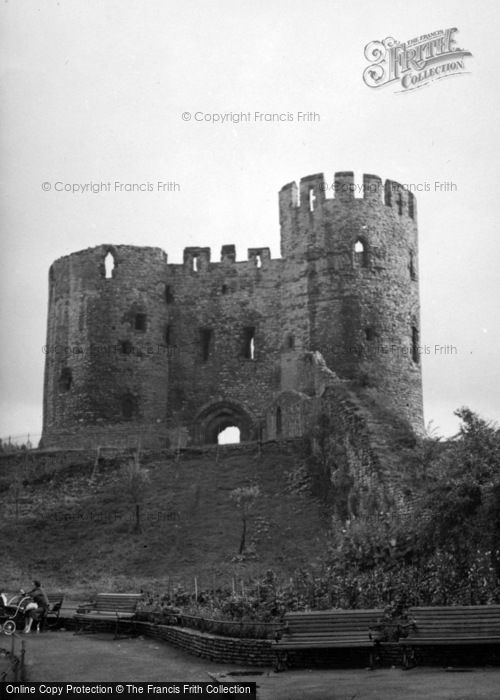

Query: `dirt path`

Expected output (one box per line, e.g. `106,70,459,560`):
23,631,234,682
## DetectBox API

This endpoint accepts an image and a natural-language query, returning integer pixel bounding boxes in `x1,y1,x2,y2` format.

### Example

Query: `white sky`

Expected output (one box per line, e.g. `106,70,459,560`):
1,0,499,440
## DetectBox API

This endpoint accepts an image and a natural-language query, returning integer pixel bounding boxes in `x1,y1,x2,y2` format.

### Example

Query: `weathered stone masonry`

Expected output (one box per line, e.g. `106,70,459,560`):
41,172,424,449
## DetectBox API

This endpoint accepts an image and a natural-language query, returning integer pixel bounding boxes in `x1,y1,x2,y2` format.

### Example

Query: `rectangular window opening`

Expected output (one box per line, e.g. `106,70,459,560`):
165,324,172,345
200,328,212,362
121,340,133,354
309,188,316,212
410,252,417,281
135,313,147,331
165,285,174,304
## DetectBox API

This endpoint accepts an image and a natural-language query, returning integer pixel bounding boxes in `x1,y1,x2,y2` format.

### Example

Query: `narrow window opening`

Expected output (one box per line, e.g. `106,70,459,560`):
256,255,262,268
165,285,174,304
58,367,72,392
412,326,419,363
276,406,282,437
354,239,368,267
365,327,375,341
409,252,417,280
243,326,255,359
200,328,212,361
287,334,295,350
397,193,403,216
309,188,316,212
104,251,115,279
218,426,240,445
193,256,198,272
164,324,172,345
121,340,133,354
135,313,147,331
221,284,228,295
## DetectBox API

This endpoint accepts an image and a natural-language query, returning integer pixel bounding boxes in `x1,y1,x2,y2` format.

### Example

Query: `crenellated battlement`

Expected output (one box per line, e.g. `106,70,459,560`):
178,246,273,271
279,171,417,220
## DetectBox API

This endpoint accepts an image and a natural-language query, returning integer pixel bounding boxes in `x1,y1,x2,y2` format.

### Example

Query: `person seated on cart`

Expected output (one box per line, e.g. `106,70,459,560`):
23,580,49,633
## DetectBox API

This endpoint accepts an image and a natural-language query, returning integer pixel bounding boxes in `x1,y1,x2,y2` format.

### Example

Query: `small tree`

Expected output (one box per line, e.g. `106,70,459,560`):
121,447,150,533
11,449,30,521
230,485,260,554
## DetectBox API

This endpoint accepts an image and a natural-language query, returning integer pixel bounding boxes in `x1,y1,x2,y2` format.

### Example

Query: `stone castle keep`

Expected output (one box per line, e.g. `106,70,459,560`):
41,171,424,450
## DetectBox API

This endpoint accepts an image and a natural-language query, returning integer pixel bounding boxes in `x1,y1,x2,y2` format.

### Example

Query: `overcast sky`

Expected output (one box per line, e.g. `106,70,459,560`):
1,0,499,441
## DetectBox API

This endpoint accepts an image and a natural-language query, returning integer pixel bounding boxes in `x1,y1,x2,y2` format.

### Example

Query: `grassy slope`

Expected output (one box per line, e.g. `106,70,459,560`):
0,443,331,598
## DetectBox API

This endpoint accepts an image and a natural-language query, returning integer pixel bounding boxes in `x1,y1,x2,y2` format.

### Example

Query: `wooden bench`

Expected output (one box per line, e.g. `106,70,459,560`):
400,605,500,668
273,608,384,670
74,593,142,638
41,592,65,631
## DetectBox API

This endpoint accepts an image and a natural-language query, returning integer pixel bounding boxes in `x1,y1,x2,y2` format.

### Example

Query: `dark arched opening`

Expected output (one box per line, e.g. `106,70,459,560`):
195,401,255,445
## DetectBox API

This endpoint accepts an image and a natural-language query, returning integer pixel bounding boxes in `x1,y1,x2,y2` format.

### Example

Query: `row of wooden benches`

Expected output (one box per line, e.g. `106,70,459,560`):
27,595,500,671
273,606,500,669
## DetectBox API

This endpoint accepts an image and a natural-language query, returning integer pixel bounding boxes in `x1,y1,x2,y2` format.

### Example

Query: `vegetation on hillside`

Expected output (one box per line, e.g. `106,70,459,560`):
139,407,500,621
1,407,499,624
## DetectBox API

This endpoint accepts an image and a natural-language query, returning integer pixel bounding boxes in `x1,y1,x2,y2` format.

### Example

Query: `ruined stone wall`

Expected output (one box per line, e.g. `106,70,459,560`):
42,245,170,447
41,171,424,449
266,351,414,513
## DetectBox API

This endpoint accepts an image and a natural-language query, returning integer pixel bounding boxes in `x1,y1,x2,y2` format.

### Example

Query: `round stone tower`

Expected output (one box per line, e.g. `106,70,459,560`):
279,171,424,432
41,244,170,448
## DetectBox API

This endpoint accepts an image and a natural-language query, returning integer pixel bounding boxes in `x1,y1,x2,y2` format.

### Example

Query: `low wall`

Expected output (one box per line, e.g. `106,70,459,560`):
66,614,274,666
136,622,275,667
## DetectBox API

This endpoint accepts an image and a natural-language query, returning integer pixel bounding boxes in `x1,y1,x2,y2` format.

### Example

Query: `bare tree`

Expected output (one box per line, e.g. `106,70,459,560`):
121,446,150,533
230,485,260,554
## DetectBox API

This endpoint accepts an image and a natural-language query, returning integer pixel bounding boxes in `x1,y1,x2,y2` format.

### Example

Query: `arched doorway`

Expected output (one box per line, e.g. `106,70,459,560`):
194,401,255,444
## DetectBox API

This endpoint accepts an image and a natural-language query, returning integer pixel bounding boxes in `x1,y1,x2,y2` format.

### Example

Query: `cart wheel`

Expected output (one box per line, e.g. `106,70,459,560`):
3,620,16,635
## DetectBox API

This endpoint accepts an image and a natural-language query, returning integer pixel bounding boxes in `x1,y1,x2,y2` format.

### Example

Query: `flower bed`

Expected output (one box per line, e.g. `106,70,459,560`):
135,609,280,640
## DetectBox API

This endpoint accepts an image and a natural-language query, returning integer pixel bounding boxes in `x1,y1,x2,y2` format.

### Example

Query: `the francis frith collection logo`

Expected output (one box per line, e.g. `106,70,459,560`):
363,28,472,92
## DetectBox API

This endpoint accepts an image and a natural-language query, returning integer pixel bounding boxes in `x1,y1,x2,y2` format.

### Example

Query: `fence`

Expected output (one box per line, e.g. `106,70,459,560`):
0,433,41,453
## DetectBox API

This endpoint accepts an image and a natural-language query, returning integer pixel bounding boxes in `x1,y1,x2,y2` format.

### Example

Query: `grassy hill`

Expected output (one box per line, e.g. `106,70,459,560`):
0,442,332,598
